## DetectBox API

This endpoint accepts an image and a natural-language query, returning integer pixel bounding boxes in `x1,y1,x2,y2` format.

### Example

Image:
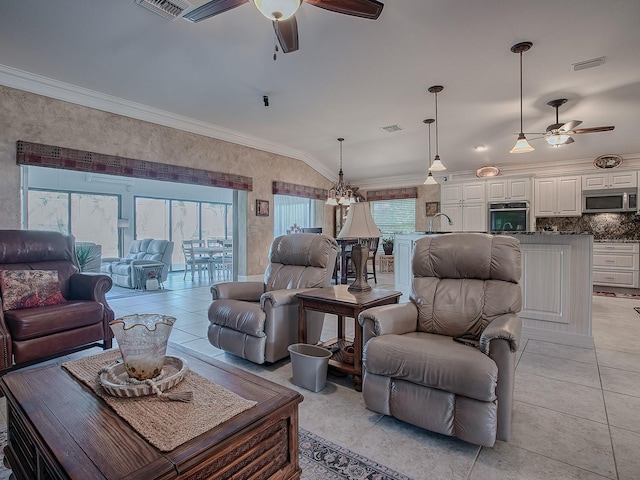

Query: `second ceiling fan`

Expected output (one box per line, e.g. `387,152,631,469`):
528,98,615,147
183,0,384,54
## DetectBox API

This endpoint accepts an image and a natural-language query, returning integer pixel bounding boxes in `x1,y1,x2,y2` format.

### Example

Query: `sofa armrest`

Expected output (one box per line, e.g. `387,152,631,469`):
358,302,418,346
68,272,113,302
479,313,522,355
211,282,265,301
101,256,121,263
0,307,12,372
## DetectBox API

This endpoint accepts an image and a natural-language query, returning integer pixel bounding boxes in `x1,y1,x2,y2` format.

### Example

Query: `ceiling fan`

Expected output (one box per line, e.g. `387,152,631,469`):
528,98,615,147
182,0,384,54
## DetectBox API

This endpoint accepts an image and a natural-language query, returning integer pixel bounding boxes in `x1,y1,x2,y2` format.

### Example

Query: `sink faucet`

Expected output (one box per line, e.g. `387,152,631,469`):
428,213,453,233
503,222,514,231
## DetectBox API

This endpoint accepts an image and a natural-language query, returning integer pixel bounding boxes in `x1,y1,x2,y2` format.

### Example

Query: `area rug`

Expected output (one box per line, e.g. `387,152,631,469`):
0,426,410,480
593,291,640,299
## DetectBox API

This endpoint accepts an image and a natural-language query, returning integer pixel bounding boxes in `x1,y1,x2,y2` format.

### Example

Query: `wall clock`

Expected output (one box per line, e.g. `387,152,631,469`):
593,154,622,169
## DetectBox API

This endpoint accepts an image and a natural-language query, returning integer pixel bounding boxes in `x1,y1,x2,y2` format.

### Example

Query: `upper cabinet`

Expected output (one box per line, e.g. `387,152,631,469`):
534,175,582,217
440,181,486,231
486,177,531,202
441,181,486,204
582,171,637,190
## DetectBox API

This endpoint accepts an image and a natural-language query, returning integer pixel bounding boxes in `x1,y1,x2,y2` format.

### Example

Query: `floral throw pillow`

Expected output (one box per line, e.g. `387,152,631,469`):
0,270,67,311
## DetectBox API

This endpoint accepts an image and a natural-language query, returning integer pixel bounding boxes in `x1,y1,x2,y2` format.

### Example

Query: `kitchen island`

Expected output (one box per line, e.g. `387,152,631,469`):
394,232,593,348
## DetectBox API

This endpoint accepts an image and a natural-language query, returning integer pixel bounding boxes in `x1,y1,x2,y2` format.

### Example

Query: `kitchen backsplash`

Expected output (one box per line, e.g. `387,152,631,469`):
536,213,640,240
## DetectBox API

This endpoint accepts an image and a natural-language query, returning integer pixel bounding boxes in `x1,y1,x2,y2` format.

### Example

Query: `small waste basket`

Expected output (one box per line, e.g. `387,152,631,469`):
288,344,332,392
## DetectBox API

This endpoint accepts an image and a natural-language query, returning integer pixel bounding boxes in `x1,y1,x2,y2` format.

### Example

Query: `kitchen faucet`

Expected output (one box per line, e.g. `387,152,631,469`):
428,213,453,233
502,222,514,231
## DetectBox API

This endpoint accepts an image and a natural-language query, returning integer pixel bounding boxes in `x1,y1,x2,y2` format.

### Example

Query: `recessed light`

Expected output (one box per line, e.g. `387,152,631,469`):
474,145,487,152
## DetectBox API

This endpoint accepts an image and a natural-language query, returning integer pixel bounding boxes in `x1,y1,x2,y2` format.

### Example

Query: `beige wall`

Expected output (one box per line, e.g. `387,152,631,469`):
0,85,333,276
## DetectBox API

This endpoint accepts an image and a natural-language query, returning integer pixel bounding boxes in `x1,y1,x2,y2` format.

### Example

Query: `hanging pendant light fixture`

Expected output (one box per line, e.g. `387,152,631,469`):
509,41,535,154
428,85,446,171
326,138,355,206
423,118,437,185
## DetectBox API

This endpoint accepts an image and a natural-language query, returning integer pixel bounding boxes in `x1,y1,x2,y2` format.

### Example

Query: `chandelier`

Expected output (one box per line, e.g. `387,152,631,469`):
326,138,356,206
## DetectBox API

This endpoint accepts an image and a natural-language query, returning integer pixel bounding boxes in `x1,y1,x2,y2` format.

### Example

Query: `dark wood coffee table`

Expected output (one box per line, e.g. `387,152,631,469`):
297,285,402,391
1,346,302,480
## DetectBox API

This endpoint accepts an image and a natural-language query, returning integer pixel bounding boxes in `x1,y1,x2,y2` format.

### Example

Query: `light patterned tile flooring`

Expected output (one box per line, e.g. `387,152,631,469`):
3,271,640,479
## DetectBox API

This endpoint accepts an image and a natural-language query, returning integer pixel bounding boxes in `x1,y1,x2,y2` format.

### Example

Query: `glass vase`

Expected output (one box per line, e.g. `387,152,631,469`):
109,314,176,380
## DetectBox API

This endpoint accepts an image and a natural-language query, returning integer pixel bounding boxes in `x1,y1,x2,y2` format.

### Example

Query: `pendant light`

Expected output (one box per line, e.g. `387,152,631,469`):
423,118,437,185
428,85,446,171
509,41,535,154
326,138,355,206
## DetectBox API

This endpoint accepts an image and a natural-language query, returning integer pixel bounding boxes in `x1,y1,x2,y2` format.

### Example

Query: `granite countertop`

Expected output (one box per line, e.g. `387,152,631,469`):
594,239,640,243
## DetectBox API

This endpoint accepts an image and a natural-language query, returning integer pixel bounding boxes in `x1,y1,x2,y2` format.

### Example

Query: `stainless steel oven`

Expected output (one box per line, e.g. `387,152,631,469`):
488,202,529,232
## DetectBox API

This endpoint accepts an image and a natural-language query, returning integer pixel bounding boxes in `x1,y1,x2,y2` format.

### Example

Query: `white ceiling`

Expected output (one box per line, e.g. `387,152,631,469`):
1,0,640,187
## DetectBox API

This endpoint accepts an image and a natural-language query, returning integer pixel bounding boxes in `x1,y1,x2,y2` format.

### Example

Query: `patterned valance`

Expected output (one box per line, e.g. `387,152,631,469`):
272,181,328,200
16,141,253,191
366,187,418,201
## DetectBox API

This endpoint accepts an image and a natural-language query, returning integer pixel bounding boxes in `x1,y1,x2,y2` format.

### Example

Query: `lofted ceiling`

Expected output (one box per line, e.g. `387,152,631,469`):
1,0,639,188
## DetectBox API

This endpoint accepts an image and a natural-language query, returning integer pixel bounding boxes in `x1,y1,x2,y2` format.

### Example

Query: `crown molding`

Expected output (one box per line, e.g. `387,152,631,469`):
0,64,337,181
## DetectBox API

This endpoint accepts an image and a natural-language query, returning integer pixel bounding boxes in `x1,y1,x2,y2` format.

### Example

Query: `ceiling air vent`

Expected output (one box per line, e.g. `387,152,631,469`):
135,0,192,21
572,56,605,72
381,124,403,133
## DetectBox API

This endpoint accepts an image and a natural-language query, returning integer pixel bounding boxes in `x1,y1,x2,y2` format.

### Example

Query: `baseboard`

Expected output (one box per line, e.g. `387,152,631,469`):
522,326,594,350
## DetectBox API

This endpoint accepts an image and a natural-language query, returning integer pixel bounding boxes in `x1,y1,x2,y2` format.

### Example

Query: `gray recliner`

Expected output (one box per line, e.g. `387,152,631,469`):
208,233,339,364
359,233,522,447
100,238,173,288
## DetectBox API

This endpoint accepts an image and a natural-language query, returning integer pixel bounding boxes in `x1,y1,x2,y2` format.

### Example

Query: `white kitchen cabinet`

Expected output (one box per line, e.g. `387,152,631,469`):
440,181,486,231
393,234,426,300
441,181,486,204
592,242,639,288
534,176,581,217
487,177,531,202
582,171,637,190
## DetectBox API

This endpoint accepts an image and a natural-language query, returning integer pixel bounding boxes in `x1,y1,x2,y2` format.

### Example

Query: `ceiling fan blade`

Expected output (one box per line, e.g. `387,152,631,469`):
572,126,615,134
559,120,582,132
305,0,384,19
564,137,575,144
182,0,248,23
274,16,299,53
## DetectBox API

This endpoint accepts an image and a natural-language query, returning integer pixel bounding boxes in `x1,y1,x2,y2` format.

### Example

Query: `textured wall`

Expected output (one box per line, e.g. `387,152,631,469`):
0,85,333,276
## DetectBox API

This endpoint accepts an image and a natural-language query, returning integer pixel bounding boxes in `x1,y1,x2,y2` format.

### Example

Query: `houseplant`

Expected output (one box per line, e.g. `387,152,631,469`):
76,244,101,272
382,237,394,255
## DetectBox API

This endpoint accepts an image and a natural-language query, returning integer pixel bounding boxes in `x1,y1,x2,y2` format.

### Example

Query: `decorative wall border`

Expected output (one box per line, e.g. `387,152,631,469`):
366,187,417,201
16,140,253,191
272,181,327,200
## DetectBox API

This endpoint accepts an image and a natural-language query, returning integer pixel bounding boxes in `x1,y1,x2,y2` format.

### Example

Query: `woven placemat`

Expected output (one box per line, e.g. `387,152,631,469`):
62,350,257,452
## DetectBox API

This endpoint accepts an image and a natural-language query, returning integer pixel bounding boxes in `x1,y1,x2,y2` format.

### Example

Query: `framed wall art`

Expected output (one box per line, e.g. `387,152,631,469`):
426,202,440,216
256,199,270,217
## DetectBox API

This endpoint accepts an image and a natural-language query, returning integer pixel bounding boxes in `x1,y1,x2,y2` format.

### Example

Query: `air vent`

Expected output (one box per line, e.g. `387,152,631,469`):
135,0,192,21
572,56,605,72
381,125,403,133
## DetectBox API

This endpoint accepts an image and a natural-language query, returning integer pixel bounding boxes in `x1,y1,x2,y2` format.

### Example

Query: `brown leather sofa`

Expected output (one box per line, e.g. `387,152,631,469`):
0,230,114,374
359,233,522,447
208,233,339,364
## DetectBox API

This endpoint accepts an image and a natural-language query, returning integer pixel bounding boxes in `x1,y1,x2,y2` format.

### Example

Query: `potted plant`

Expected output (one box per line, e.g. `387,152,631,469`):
76,244,101,272
382,237,394,255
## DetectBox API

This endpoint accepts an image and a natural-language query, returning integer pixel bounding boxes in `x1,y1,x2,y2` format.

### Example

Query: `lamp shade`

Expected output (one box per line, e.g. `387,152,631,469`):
510,133,535,154
337,202,382,239
424,172,438,185
428,155,446,171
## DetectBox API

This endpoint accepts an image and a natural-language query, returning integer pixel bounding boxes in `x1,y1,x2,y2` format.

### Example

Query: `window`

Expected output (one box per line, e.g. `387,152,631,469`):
370,198,416,234
273,195,317,237
27,189,120,257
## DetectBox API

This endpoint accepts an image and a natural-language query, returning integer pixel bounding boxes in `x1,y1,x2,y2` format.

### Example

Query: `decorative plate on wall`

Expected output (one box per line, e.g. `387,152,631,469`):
476,166,500,178
593,154,623,169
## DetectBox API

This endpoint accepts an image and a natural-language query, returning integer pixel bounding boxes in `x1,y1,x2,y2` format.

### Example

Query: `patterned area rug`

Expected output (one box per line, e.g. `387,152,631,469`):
593,291,640,299
0,427,410,479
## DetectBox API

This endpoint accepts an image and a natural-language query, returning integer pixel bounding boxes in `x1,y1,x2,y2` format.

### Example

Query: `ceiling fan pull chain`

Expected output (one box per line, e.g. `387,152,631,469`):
273,36,279,61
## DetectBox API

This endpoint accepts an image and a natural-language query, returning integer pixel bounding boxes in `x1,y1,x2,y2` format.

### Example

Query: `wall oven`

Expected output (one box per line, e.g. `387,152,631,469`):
488,202,529,232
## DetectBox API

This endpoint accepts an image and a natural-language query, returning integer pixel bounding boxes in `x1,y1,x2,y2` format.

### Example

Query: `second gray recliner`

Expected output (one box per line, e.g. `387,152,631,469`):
208,233,338,364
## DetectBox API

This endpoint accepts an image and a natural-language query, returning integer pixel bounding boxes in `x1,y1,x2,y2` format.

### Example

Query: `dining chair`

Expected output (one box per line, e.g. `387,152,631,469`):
181,240,210,280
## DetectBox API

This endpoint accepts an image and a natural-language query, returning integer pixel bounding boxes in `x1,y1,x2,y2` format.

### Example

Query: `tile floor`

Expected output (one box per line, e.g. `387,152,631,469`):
4,271,640,479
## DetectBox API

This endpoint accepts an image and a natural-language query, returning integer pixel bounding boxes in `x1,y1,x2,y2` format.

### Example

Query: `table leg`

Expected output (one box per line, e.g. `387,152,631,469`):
353,307,363,392
337,315,345,341
297,301,307,344
340,243,348,285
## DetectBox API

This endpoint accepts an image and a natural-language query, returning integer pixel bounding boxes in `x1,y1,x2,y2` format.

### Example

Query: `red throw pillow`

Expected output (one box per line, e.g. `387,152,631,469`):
0,270,67,311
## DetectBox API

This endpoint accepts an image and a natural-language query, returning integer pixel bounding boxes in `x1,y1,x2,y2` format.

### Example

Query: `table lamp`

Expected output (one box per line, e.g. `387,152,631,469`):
337,202,382,292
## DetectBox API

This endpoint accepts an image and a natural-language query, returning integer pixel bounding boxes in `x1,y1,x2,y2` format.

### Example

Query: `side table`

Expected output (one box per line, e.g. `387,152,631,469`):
133,263,165,290
296,285,402,391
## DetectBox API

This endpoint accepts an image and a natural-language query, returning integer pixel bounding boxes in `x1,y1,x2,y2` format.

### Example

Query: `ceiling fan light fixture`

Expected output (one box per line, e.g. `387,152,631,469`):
254,0,301,21
510,133,535,154
546,133,570,146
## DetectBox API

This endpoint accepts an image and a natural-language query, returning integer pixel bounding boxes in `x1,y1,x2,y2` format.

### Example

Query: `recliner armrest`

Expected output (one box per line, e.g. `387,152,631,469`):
211,282,265,301
358,302,418,345
479,313,522,355
101,256,121,263
260,288,313,309
68,272,113,303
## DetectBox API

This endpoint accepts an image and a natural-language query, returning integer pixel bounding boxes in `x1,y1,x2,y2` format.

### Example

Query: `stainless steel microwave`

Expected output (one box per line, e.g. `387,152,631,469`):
582,189,638,213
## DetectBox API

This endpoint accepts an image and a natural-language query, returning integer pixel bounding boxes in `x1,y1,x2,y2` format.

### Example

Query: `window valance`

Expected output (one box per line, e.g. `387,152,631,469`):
16,141,253,191
272,181,327,200
366,187,418,201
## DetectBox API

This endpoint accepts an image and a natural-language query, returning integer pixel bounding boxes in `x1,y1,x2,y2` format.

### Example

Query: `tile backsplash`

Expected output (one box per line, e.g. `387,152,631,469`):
536,213,640,240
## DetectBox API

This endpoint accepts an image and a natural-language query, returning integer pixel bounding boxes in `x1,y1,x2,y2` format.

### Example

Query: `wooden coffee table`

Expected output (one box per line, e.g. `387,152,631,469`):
297,285,402,392
1,346,302,480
